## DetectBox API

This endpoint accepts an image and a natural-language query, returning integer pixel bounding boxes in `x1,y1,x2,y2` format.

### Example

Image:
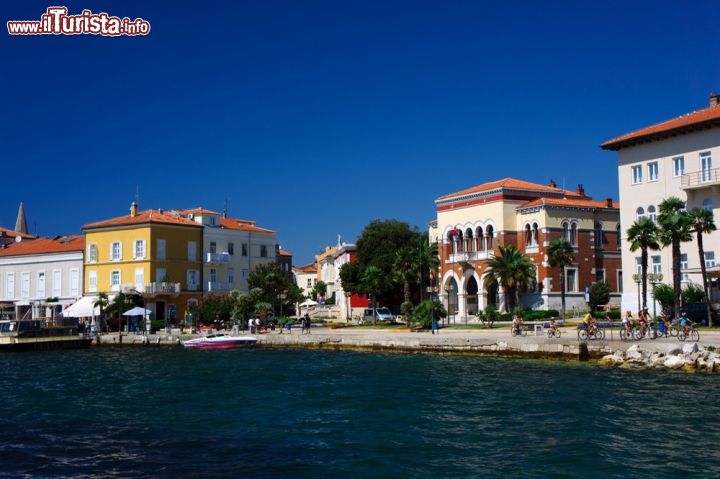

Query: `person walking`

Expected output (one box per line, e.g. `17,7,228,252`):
303,313,311,334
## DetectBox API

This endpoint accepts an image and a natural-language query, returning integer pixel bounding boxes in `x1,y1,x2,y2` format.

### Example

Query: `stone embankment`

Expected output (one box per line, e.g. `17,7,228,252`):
599,343,718,373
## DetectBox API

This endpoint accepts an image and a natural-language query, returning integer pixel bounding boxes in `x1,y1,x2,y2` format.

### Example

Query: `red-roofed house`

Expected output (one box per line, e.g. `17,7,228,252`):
602,94,720,313
431,178,621,317
0,235,84,320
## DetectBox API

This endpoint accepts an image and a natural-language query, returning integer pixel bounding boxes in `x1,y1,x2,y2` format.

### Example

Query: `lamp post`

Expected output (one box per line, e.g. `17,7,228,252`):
344,291,352,323
279,291,287,319
444,283,456,326
632,273,641,313
648,273,664,335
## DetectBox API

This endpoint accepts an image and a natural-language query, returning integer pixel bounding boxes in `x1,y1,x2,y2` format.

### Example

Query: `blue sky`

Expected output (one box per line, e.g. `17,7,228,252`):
2,0,719,264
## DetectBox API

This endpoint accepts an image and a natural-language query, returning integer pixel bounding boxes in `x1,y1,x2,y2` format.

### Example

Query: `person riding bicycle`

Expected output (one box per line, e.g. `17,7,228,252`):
582,311,597,335
679,310,693,335
549,318,559,335
512,314,523,335
638,307,650,335
621,311,633,336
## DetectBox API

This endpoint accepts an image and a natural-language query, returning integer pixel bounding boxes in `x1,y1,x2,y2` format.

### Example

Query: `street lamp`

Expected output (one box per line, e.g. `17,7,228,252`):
345,291,352,323
632,273,641,313
444,283,456,326
278,291,287,318
648,273,664,335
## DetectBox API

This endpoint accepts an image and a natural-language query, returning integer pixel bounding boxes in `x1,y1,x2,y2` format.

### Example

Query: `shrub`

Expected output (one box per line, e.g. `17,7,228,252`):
682,282,705,305
588,281,611,311
478,304,500,326
412,300,447,329
653,283,674,316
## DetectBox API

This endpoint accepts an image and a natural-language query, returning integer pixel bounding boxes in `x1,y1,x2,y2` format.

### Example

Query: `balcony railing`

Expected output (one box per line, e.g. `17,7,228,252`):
205,252,230,263
448,251,493,263
681,169,720,189
207,281,232,292
143,282,181,295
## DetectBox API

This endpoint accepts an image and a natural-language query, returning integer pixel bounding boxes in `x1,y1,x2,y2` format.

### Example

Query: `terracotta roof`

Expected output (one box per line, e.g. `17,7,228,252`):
293,262,317,273
83,209,202,229
279,249,292,256
0,226,36,240
601,103,720,150
219,217,275,233
519,198,619,210
0,235,84,257
437,178,577,201
179,207,221,216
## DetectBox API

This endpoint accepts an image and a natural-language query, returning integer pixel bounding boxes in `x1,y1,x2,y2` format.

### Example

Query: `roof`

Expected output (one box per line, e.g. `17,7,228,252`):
601,103,720,150
279,249,292,256
437,178,580,201
83,209,202,229
219,217,275,233
518,198,619,210
0,235,84,257
293,262,317,274
0,226,36,240
179,207,221,216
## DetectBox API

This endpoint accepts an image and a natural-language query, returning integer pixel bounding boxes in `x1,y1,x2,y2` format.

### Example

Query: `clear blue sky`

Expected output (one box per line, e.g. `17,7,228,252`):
2,0,719,264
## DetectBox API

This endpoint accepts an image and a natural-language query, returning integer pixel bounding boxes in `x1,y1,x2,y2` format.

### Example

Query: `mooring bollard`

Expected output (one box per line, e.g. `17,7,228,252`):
578,342,590,361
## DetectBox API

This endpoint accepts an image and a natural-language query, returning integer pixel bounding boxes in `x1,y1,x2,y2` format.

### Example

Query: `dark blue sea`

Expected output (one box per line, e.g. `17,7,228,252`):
1,348,719,478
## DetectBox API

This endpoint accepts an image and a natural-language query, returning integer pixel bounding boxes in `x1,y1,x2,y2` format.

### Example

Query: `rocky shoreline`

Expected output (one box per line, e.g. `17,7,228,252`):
599,343,718,373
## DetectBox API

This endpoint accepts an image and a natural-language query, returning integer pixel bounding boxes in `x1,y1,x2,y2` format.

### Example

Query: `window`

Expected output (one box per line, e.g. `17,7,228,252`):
52,270,61,297
228,242,234,256
647,205,656,223
187,269,199,291
594,222,603,249
110,271,121,291
6,273,14,299
617,270,623,293
596,269,606,283
565,268,578,292
701,152,713,182
21,272,30,298
651,255,662,274
188,241,197,261
210,268,217,283
70,269,79,297
135,268,144,289
636,207,645,221
209,216,217,226
705,251,716,268
260,245,267,257
532,223,538,247
680,253,689,282
88,244,98,263
210,241,217,254
570,222,578,246
307,278,312,288
562,221,570,242
36,272,46,298
156,268,167,282
228,268,235,285
648,162,659,181
88,271,97,293
635,257,642,275
134,240,146,259
111,242,122,261
525,224,532,246
632,165,643,184
242,243,248,257
673,156,685,177
157,239,166,260
703,198,713,212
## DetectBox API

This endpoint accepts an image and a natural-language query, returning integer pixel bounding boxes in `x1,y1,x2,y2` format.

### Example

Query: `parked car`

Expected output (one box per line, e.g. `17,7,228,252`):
362,307,394,322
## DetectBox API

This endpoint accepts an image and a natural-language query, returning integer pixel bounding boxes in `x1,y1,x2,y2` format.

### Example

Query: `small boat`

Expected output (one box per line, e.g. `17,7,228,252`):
0,319,92,352
182,333,256,349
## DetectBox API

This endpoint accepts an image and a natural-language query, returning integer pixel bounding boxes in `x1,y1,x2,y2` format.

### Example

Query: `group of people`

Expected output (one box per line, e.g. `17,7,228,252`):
621,308,695,336
251,314,313,335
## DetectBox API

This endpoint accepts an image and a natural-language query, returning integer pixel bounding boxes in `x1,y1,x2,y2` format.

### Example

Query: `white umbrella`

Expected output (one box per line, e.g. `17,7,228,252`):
123,307,152,316
300,299,318,307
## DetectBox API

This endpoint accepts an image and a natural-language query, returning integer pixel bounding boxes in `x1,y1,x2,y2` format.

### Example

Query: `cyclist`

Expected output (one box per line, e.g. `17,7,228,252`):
582,311,596,335
512,313,523,335
638,307,650,336
621,311,633,336
549,318,559,335
679,310,693,335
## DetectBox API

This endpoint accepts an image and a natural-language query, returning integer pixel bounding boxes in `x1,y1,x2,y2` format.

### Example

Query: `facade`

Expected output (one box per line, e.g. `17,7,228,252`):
277,247,293,279
315,246,337,302
333,242,369,320
293,262,317,298
433,178,621,318
0,235,84,320
83,203,203,324
602,94,720,313
180,208,277,294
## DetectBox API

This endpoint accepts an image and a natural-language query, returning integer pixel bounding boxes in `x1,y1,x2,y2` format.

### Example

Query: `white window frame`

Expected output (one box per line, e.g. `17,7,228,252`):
703,198,713,212
111,241,122,261
52,270,61,297
565,268,578,293
701,152,713,183
636,207,645,221
135,268,145,290
651,255,662,275
680,253,689,282
631,165,643,184
6,273,15,299
70,269,80,297
635,257,642,275
705,251,716,268
647,161,659,182
134,239,146,259
210,268,217,283
228,267,235,285
88,270,98,293
21,272,30,299
673,156,685,177
647,205,656,223
36,271,46,298
110,270,121,291
88,244,98,263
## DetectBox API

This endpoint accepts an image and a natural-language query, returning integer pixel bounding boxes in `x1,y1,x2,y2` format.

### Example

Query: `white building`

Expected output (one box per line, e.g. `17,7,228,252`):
293,262,317,298
333,242,369,320
602,94,720,313
0,235,84,320
181,208,278,293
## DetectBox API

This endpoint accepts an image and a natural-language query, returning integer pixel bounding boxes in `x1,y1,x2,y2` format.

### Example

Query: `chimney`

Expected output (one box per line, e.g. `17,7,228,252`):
577,184,585,196
548,179,557,188
711,94,720,107
130,202,138,217
605,197,613,207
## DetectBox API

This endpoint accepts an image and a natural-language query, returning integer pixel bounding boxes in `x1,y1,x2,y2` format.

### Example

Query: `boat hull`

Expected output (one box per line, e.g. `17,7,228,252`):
182,337,256,349
0,338,93,352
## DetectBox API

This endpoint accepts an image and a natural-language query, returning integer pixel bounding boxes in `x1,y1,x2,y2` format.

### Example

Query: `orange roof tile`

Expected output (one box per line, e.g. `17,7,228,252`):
279,249,292,256
437,178,575,201
293,262,317,273
0,226,36,240
519,198,619,210
83,209,202,229
601,103,720,150
219,217,275,233
0,235,84,257
179,207,221,216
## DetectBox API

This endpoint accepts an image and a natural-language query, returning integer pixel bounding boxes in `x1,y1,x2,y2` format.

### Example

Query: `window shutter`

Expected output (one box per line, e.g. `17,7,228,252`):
142,240,147,259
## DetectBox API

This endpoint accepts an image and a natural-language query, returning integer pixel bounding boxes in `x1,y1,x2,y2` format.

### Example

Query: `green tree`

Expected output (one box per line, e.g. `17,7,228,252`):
339,261,363,295
413,236,440,302
92,292,109,332
248,262,296,315
314,280,327,301
411,300,447,329
477,303,499,328
688,207,717,326
652,283,674,317
393,246,416,323
627,217,661,311
658,197,692,318
681,282,706,305
483,245,535,312
230,288,263,326
361,265,384,323
588,281,611,311
198,293,234,325
547,238,575,318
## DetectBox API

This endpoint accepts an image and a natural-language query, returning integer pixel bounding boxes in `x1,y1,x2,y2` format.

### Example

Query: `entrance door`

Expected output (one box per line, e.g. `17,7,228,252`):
156,301,166,324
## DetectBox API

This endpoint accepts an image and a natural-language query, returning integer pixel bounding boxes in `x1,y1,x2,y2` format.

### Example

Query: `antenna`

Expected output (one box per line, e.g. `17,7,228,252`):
135,185,140,205
223,197,228,218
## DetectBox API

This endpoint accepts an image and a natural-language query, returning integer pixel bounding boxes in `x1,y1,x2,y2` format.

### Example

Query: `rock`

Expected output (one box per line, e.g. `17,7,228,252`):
626,344,643,360
664,355,685,369
682,343,699,355
599,355,617,366
652,356,667,368
697,357,707,371
666,345,683,355
707,359,716,373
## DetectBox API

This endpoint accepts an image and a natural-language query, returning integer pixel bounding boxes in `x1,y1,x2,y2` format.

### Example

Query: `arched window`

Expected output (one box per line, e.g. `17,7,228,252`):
562,221,570,242
636,207,645,221
647,205,656,223
703,198,713,212
486,225,494,251
570,222,578,246
456,230,464,253
465,228,473,252
475,227,484,252
525,224,532,246
532,223,539,247
595,222,603,249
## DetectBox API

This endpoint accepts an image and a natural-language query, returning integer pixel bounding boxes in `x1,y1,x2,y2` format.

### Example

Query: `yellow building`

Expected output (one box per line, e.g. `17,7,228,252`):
82,203,203,324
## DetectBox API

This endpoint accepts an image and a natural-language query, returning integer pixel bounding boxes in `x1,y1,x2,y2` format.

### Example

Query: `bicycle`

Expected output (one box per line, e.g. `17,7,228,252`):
633,323,657,340
677,325,700,342
577,324,604,341
511,326,527,337
546,327,562,339
620,325,634,341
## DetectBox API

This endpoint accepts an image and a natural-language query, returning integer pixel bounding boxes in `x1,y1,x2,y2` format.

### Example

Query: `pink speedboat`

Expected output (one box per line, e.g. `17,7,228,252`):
182,334,257,349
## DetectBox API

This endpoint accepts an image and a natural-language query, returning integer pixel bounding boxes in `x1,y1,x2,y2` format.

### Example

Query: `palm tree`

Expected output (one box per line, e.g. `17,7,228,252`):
547,238,575,318
483,245,535,312
658,197,692,318
413,236,440,301
361,266,384,324
393,246,416,324
626,217,661,311
92,292,109,333
688,207,717,326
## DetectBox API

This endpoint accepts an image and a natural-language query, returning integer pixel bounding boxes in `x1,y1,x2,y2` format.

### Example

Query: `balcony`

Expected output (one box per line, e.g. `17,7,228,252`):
207,281,232,292
447,251,493,263
142,282,181,296
205,252,230,263
681,169,720,190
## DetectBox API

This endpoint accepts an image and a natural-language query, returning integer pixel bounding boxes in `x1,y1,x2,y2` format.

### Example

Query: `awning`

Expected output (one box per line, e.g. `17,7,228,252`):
123,307,152,317
62,296,100,318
